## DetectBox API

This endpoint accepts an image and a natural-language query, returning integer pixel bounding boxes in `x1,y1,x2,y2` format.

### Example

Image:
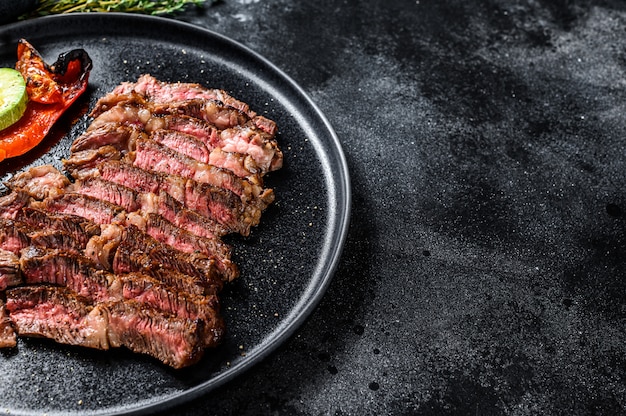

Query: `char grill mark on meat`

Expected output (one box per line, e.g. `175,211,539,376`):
0,190,31,220
141,213,238,281
40,193,126,225
63,145,122,180
71,177,141,213
6,286,204,368
106,299,205,368
0,219,32,254
0,249,22,291
70,123,146,153
113,225,222,285
17,207,101,247
18,246,223,346
6,165,70,200
151,129,211,164
0,218,84,256
0,299,16,348
6,286,110,350
0,75,282,368
132,138,252,234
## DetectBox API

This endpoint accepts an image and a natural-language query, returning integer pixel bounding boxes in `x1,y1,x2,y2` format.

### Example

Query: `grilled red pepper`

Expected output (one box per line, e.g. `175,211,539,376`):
0,39,92,162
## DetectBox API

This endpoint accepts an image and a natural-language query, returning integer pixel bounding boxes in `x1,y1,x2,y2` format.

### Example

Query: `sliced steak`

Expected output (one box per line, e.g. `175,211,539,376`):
150,129,211,164
16,207,101,247
219,122,283,173
140,212,237,281
0,299,16,348
0,190,31,220
151,98,249,130
20,246,110,299
112,225,221,286
6,285,205,368
148,114,219,145
132,138,271,235
106,299,205,369
63,145,122,180
39,193,126,225
6,286,110,350
0,218,32,253
73,175,228,239
117,272,224,346
104,74,253,117
5,165,69,200
0,218,83,255
70,177,142,213
19,245,223,345
0,249,21,291
70,123,146,153
100,74,277,134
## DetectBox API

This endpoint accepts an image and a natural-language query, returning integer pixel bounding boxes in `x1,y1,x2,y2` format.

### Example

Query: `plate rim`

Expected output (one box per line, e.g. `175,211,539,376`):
0,12,352,416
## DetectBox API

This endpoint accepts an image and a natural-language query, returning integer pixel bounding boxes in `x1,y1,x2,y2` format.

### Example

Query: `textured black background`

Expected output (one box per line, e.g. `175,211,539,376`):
4,0,626,414
164,0,626,415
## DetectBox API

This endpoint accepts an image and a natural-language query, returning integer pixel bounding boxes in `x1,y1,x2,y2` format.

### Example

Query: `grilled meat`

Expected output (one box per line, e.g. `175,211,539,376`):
0,74,281,369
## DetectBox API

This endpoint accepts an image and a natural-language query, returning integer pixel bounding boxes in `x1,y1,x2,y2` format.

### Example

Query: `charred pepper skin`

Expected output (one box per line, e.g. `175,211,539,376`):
0,39,92,162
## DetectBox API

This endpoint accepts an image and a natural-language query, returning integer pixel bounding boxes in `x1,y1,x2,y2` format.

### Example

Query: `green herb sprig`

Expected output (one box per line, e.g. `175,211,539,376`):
29,0,209,16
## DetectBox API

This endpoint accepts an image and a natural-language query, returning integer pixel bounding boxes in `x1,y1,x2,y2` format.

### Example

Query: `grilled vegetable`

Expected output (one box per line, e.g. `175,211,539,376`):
0,39,92,162
0,68,28,131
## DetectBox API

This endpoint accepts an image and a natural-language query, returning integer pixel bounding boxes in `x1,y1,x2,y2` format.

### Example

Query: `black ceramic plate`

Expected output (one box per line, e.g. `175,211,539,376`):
0,14,350,416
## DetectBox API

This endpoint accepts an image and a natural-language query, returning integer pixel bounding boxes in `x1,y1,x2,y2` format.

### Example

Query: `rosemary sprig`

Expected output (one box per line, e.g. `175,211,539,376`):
29,0,209,16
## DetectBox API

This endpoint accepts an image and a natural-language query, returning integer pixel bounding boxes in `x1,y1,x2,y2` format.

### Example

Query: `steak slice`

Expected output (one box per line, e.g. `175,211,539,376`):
150,129,211,164
138,212,238,281
63,145,122,180
0,218,84,256
99,160,245,237
70,123,145,153
72,175,229,241
16,207,101,247
20,246,111,299
0,218,32,253
151,129,261,178
0,249,21,291
0,190,31,220
148,114,219,145
100,74,277,134
0,299,16,348
132,138,271,235
112,225,221,285
6,286,110,350
106,299,205,369
151,98,249,130
70,177,142,213
5,165,69,200
39,193,126,225
6,285,205,368
19,246,223,345
117,272,224,346
219,122,283,173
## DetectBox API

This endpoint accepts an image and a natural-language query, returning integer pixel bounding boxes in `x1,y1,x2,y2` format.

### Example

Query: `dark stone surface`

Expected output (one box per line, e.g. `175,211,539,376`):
159,0,626,414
